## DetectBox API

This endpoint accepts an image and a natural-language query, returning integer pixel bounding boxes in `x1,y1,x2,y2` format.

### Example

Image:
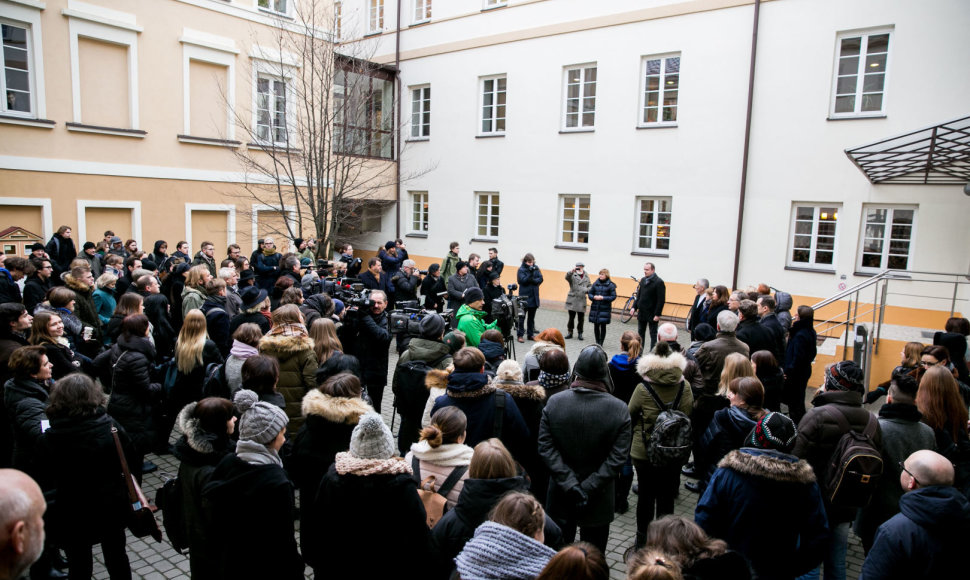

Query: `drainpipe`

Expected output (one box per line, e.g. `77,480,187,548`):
394,0,402,240
731,0,760,290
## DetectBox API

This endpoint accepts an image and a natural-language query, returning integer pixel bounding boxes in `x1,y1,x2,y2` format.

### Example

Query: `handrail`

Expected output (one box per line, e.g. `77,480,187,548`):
811,269,969,310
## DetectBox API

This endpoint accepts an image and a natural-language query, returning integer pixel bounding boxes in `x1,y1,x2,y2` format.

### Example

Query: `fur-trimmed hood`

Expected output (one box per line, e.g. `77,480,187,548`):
527,341,563,359
426,368,450,391
63,273,93,294
258,332,314,357
718,448,815,484
491,379,545,401
302,389,373,424
637,351,687,385
177,401,223,454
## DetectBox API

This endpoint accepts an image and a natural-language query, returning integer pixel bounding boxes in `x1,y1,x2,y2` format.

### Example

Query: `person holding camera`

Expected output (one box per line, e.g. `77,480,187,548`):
516,253,543,343
356,290,392,413
421,263,445,312
565,262,591,340
446,261,478,312
456,287,499,348
392,260,422,305
337,243,362,278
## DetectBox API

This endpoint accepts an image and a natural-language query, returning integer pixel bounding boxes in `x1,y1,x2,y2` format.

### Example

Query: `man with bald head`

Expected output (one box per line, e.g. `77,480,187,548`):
0,469,46,580
862,449,970,579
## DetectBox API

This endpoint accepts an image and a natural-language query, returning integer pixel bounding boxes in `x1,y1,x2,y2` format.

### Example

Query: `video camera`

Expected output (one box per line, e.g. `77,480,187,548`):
331,278,374,311
491,283,528,338
388,300,455,337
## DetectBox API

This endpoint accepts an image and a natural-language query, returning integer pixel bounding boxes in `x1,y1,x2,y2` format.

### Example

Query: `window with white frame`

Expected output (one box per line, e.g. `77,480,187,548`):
858,205,915,271
476,192,500,239
484,0,507,7
258,0,288,15
1,22,32,116
634,197,672,252
480,75,506,134
640,54,680,126
414,0,432,23
831,29,891,117
256,75,288,145
410,191,429,233
789,204,840,269
559,195,590,246
369,0,384,33
563,65,596,130
410,85,430,139
334,2,342,40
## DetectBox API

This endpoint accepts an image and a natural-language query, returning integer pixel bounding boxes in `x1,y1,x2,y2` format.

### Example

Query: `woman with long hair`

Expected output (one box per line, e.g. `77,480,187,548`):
522,328,566,383
258,304,317,433
920,344,970,406
404,406,474,509
106,292,144,344
181,264,212,319
751,350,785,412
29,310,83,380
588,268,617,347
916,365,970,495
44,286,85,349
0,303,31,386
224,323,263,396
704,286,730,327
694,377,766,492
4,345,53,471
309,317,343,364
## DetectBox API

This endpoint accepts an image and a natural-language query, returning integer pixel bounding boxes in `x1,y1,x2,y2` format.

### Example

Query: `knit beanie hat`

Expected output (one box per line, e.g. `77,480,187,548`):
824,360,865,393
333,299,345,316
693,323,716,342
349,413,395,460
746,411,797,452
464,287,484,305
419,313,446,340
234,389,288,445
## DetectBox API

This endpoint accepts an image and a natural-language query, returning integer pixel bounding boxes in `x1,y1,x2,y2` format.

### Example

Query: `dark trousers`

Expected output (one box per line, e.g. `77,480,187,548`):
555,518,610,556
517,307,537,338
567,311,584,335
784,374,810,425
367,381,387,415
593,323,608,345
633,459,681,533
65,527,131,580
638,317,659,349
397,413,421,456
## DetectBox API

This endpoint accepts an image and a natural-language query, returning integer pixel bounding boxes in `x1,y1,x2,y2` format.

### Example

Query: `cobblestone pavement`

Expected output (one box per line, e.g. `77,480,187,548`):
90,304,864,579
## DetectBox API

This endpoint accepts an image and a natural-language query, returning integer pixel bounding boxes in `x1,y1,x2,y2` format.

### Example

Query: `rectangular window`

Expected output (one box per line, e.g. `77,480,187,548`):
480,75,506,134
1,22,32,115
361,206,382,232
476,192,500,239
334,61,395,159
369,0,385,33
634,197,672,252
559,195,590,246
334,2,342,40
859,205,915,271
414,0,432,23
410,85,430,139
256,75,287,145
640,54,680,126
831,29,891,117
484,0,507,7
410,191,429,233
789,204,840,269
563,65,596,130
258,0,288,15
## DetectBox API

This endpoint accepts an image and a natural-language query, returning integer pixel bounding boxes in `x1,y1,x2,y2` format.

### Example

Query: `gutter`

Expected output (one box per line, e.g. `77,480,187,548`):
394,0,402,240
731,0,760,290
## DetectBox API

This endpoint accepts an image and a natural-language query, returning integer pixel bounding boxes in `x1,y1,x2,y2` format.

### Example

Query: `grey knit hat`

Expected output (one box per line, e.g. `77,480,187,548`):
349,413,395,459
234,389,288,445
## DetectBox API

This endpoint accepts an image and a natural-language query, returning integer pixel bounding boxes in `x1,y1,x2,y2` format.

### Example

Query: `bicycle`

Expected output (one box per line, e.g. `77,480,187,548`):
621,275,639,323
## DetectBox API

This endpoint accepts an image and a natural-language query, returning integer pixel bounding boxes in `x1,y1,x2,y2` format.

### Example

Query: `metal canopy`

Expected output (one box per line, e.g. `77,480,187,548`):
845,116,970,185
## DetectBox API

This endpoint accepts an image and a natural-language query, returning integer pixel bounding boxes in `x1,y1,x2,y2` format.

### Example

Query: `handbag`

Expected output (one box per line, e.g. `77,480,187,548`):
111,427,163,542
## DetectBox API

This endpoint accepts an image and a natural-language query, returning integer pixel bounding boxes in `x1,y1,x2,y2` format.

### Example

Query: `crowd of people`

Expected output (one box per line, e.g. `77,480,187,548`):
1,226,970,580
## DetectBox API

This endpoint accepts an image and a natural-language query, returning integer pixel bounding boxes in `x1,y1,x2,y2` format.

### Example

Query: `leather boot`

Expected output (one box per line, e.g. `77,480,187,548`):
565,332,574,339
623,532,647,563
615,472,634,514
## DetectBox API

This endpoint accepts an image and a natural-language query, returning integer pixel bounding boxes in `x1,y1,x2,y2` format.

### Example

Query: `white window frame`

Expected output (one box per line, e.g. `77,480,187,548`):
410,84,430,139
333,1,342,41
638,53,680,127
409,191,429,234
180,30,238,142
857,204,917,273
257,0,289,16
479,74,506,135
830,27,892,119
475,192,500,240
360,206,382,233
413,0,431,24
558,194,590,247
484,0,507,8
251,203,298,252
787,203,841,271
368,0,384,33
0,1,46,123
561,64,596,131
633,196,672,254
75,200,143,249
184,203,237,252
250,51,298,147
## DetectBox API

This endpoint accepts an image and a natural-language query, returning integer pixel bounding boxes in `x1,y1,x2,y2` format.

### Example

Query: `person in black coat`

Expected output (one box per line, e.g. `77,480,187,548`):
735,300,776,360
0,256,31,305
391,261,421,305
421,263,446,311
44,226,77,285
752,350,785,412
516,254,543,342
201,280,232,359
359,257,394,296
22,260,53,314
783,306,817,425
35,374,137,580
29,310,84,380
229,287,271,336
3,345,52,473
356,290,392,413
587,270,617,346
253,238,282,293
687,279,710,340
631,262,666,349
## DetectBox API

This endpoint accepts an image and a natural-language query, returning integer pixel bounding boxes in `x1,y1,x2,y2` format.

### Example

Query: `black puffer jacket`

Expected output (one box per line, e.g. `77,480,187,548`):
299,293,332,328
93,334,159,454
39,341,81,381
587,278,617,325
696,405,759,484
3,376,50,472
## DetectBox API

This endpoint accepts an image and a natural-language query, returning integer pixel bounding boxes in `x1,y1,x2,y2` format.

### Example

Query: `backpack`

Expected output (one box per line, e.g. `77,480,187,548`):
154,475,189,553
202,362,229,399
393,354,448,418
154,358,179,396
821,408,883,508
412,456,468,528
640,381,693,467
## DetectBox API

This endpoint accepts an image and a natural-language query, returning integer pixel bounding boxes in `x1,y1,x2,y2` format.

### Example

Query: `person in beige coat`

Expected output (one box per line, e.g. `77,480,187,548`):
404,406,473,509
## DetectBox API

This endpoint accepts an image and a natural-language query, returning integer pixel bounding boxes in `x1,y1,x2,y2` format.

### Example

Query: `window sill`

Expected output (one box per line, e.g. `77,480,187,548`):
336,150,395,161
409,20,431,28
555,244,589,252
257,8,293,20
247,142,301,154
405,233,428,239
784,265,836,274
854,270,912,280
476,133,505,139
178,135,241,148
66,123,146,138
631,250,670,258
636,123,678,130
0,115,55,129
559,128,595,134
470,237,498,243
481,4,508,12
405,137,430,143
826,114,887,122
364,30,383,38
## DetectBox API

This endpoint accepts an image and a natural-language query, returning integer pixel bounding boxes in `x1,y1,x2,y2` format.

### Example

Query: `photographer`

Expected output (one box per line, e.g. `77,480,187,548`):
456,287,498,348
446,261,477,312
483,272,506,320
516,253,543,343
378,240,408,278
392,260,422,305
337,243,362,278
356,290,392,413
421,263,445,312
564,262,591,340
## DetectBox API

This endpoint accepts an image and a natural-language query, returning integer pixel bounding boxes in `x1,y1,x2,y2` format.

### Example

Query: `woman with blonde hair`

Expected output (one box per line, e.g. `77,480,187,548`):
718,352,755,396
181,264,212,318
309,317,343,365
692,377,766,494
93,272,118,328
916,365,970,495
258,304,317,433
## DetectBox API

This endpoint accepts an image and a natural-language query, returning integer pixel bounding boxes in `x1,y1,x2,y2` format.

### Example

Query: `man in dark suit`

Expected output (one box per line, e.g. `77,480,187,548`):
359,256,394,307
687,278,709,340
630,262,666,349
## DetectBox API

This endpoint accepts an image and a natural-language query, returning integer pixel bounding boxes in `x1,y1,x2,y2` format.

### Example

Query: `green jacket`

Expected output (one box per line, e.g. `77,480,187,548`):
629,351,694,461
440,252,460,285
181,285,207,319
455,304,497,347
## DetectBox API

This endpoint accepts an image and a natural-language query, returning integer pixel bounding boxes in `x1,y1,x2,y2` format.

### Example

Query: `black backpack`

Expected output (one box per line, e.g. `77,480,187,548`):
640,381,693,467
821,408,883,508
154,475,189,553
393,354,448,418
202,362,229,399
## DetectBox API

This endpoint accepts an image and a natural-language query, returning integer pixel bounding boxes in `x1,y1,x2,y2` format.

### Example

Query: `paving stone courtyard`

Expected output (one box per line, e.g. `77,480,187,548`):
89,304,864,579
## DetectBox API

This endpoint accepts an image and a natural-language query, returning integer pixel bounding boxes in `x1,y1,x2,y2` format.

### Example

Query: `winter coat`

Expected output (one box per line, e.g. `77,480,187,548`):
201,296,231,358
391,271,420,304
756,365,786,412
3,376,50,472
299,293,331,328
493,378,548,499
34,410,135,546
92,287,116,327
421,274,446,310
792,389,881,523
784,318,817,381
477,339,506,370
446,273,478,311
564,270,591,312
695,448,828,580
587,278,617,325
356,310,391,388
608,353,640,404
168,339,223,418
694,331,750,394
629,352,694,461
191,251,217,278
0,333,28,387
861,485,970,580
634,274,666,321
78,250,103,278
202,452,303,580
39,340,82,381
440,251,460,285
22,274,51,314
431,370,531,462
705,303,729,327
359,269,393,297
516,263,544,309
229,310,271,336
759,313,787,363
0,269,23,304
93,334,160,454
392,337,453,401
254,251,282,292
140,291,176,358
309,463,430,576
696,405,760,483
404,441,474,510
181,284,207,319
455,303,497,347
258,332,318,433
378,248,407,278
774,292,794,330
45,233,76,280
539,380,632,526
521,341,563,383
63,273,102,345
736,317,776,359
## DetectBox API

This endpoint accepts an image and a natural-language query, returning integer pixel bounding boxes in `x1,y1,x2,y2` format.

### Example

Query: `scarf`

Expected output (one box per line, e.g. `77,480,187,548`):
333,452,412,476
455,521,556,580
235,439,282,467
409,441,474,467
538,371,571,390
267,322,309,338
262,247,278,256
230,340,259,359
